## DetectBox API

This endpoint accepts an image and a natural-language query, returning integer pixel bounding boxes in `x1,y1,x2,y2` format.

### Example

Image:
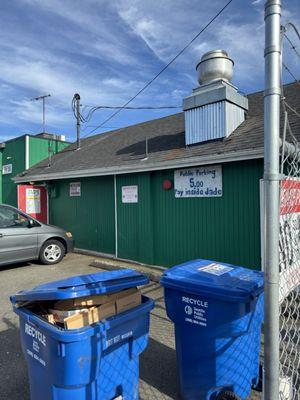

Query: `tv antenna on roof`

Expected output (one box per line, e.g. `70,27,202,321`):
31,94,51,134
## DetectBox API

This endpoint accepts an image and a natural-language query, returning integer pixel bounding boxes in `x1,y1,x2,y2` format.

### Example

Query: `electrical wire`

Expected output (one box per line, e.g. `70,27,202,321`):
284,22,300,42
284,33,300,60
284,101,300,119
79,104,181,124
82,104,181,110
282,62,300,85
82,0,234,138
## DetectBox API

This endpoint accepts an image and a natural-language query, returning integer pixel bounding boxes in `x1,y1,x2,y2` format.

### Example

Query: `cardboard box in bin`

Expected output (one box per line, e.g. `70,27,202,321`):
54,288,138,309
64,301,116,330
116,290,141,314
49,307,90,323
48,287,142,329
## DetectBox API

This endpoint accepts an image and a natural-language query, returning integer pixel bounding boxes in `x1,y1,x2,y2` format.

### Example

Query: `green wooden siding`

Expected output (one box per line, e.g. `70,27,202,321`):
46,159,263,269
29,136,69,168
116,160,263,269
2,136,25,206
49,176,115,255
116,174,154,264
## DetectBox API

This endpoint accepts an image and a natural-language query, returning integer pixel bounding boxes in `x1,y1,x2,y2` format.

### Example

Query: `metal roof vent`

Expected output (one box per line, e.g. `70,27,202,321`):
197,50,234,85
183,50,248,146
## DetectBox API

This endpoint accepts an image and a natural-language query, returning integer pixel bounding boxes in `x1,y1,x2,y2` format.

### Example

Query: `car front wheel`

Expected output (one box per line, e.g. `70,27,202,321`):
39,239,65,265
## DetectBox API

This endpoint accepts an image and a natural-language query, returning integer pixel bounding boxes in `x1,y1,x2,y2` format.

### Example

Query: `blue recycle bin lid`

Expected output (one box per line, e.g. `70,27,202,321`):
11,269,149,303
161,259,264,303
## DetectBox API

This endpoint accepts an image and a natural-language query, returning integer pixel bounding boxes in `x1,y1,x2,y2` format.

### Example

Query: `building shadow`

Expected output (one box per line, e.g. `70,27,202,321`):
140,337,179,399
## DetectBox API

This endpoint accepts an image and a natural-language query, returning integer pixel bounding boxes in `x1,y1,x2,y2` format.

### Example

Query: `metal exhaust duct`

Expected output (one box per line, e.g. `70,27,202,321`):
183,50,248,146
196,50,234,85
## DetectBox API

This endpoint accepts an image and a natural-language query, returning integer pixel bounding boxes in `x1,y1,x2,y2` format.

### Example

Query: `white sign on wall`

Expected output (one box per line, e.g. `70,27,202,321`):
70,182,81,197
174,165,222,198
2,164,12,175
122,185,138,203
26,188,41,214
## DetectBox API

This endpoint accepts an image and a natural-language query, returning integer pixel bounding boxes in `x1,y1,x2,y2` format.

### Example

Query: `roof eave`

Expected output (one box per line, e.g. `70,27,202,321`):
13,147,264,183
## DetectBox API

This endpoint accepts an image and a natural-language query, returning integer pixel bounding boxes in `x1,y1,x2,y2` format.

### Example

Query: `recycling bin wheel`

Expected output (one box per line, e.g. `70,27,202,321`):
215,391,241,400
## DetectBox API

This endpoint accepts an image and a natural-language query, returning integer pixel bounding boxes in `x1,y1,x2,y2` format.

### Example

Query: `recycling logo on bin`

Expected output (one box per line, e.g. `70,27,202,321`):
182,296,208,327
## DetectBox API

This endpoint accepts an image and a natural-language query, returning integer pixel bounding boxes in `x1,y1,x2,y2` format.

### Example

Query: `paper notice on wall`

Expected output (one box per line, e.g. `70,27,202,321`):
174,165,222,198
70,182,81,197
26,188,41,214
2,164,12,175
122,185,138,203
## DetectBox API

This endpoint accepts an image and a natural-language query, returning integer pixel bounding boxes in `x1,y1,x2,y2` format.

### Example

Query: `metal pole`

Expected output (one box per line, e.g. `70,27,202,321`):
75,93,81,149
31,94,51,134
42,97,45,133
263,1,281,399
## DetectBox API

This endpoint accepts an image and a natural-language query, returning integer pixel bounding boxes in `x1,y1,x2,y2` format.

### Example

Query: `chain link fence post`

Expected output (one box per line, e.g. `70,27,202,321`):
263,1,282,399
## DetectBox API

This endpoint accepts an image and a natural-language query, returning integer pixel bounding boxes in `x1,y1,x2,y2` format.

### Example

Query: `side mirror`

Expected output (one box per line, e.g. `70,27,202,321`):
28,219,36,228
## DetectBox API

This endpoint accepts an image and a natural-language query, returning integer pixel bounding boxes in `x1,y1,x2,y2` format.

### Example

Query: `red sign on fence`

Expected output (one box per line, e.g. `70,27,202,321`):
279,178,300,302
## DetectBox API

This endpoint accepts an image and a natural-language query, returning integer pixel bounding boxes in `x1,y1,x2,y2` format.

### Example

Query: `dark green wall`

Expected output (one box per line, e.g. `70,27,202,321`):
2,136,25,206
49,176,115,255
49,159,263,269
116,160,262,269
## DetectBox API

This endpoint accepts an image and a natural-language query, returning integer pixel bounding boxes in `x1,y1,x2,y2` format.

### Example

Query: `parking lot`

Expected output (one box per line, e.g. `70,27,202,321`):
0,253,261,400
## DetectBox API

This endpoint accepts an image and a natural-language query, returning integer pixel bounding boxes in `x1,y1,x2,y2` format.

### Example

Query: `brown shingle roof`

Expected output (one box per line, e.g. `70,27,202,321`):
16,82,300,182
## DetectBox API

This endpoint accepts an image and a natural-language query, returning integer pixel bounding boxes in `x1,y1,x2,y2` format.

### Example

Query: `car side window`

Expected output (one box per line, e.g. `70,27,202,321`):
0,206,29,228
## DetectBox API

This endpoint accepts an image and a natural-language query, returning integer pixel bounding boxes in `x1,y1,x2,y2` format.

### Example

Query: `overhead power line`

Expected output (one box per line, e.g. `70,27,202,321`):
83,104,181,110
282,62,300,85
284,33,300,60
83,0,234,138
80,104,181,124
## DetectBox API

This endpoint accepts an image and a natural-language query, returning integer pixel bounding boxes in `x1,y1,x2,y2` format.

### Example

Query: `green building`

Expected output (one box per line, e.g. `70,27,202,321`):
0,133,69,206
14,80,300,270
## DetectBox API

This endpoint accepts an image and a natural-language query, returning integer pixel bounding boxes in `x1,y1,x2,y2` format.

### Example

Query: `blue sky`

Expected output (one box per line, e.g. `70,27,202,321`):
0,0,299,142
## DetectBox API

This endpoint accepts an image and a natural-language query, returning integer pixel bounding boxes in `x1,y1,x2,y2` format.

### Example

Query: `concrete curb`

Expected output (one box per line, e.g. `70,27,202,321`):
90,258,163,283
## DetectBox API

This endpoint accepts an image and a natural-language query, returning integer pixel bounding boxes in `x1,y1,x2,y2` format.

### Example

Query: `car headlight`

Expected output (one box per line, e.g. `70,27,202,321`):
65,232,73,238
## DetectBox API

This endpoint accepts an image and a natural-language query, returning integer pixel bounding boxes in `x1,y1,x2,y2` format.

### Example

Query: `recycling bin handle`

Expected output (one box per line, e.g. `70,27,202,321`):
231,295,260,337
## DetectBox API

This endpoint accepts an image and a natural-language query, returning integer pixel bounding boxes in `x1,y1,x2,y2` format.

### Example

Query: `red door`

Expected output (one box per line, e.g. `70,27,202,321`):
18,185,48,223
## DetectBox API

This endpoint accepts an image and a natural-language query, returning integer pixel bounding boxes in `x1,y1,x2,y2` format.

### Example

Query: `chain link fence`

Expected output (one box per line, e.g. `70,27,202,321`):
279,104,300,400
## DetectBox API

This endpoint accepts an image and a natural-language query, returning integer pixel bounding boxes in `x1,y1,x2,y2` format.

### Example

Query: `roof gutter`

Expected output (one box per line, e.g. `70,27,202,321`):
13,147,264,183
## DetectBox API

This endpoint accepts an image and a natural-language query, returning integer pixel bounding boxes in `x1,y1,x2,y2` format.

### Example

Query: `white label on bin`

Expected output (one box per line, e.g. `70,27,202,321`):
182,296,208,327
106,331,133,348
25,323,46,347
27,349,46,366
198,263,233,276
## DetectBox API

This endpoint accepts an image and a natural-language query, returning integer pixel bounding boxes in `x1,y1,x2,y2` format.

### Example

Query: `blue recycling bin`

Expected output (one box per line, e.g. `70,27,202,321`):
11,269,154,400
161,259,264,400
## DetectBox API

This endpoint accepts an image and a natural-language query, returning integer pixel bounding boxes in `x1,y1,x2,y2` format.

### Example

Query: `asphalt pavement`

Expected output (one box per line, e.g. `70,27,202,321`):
0,252,261,400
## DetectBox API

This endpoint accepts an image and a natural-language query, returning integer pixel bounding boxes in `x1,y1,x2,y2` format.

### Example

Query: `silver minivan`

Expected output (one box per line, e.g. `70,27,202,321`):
0,204,74,266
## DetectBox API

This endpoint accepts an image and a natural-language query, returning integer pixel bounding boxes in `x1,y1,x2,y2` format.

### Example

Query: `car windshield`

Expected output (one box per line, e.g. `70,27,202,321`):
0,206,29,228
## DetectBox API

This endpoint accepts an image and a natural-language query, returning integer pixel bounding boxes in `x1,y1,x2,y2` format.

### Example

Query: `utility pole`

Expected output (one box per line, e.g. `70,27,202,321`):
32,94,51,134
263,1,281,399
74,93,81,150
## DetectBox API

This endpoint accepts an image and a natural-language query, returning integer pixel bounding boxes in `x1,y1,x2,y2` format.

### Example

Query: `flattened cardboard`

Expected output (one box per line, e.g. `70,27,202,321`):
116,290,141,314
49,307,89,323
55,288,137,309
64,301,116,330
